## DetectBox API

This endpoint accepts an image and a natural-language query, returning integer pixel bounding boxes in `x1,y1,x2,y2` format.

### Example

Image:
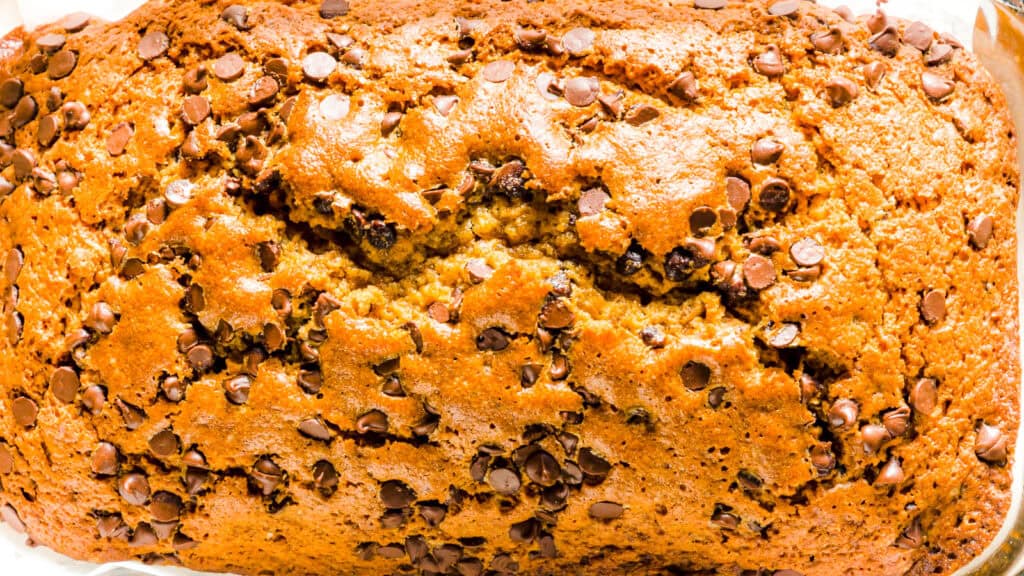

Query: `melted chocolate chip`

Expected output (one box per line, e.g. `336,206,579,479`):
380,480,417,508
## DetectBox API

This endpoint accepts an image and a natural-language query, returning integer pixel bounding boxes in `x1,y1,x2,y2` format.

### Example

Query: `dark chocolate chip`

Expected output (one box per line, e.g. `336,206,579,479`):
298,368,322,394
711,508,740,530
313,460,339,494
115,398,146,430
759,178,791,211
895,518,924,549
118,473,151,505
380,110,402,136
138,31,169,61
213,52,245,82
380,480,417,508
616,244,644,276
539,299,574,329
419,502,447,526
920,289,946,324
255,241,280,272
524,450,560,486
150,491,182,522
680,360,712,391
251,457,283,495
96,515,129,540
476,327,510,351
161,376,185,402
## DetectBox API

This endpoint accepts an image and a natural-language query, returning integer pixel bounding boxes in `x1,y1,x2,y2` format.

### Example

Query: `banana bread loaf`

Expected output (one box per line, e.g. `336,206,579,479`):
0,1,1018,575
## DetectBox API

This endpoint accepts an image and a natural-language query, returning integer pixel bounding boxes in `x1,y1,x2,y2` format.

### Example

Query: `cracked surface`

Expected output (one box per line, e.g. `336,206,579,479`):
0,1,1018,575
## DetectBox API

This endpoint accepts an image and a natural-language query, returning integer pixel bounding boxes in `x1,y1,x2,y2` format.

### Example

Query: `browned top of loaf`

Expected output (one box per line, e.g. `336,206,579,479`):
0,0,1018,575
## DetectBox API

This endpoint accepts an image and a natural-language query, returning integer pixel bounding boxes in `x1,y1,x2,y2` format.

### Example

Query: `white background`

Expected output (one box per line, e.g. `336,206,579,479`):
0,0,1002,575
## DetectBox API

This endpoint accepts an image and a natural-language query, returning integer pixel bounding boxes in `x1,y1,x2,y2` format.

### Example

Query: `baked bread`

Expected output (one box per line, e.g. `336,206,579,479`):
0,0,1017,574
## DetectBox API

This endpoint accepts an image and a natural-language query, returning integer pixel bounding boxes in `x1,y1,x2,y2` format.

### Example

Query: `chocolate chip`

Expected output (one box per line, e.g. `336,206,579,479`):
967,214,993,249
667,71,699,103
107,122,133,156
509,518,539,542
320,0,350,18
747,235,781,255
447,49,473,66
975,423,1007,464
96,515,129,540
313,460,339,494
56,102,88,133
124,213,150,244
49,366,79,403
161,376,185,402
89,442,119,475
302,52,336,82
925,43,954,66
596,92,623,118
221,5,251,30
810,444,835,474
213,52,245,82
183,67,208,94
875,458,905,485
223,374,252,404
624,103,660,126
515,28,547,51
826,76,859,107
298,417,333,441
564,77,599,107
640,326,666,348
298,368,322,394
895,518,924,549
867,10,889,34
751,138,784,165
539,299,574,329
743,254,776,290
578,188,609,217
419,502,447,526
433,94,458,116
589,501,624,520
903,21,934,52
378,110,403,136
47,50,77,79
115,398,146,430
920,289,946,324
476,327,510,351
767,322,800,348
138,31,169,61
694,0,727,8
380,480,417,508
81,385,105,414
828,399,858,428
711,507,740,530
869,26,900,57
487,467,521,495
725,177,751,214
182,96,210,126
28,53,45,74
883,406,911,437
680,360,712,391
753,45,785,77
767,0,799,16
758,178,791,211
863,61,887,90
0,445,12,474
36,114,60,147
5,246,23,283
185,468,209,495
187,344,214,373
5,310,21,346
13,95,37,128
119,473,151,505
149,429,179,457
616,244,644,276
861,424,891,454
150,491,182,522
86,301,116,333
0,79,22,108
524,450,560,486
245,76,279,109
789,238,825,267
356,409,389,434
910,378,938,415
562,27,595,56
1,504,25,533
251,457,283,495
810,28,843,53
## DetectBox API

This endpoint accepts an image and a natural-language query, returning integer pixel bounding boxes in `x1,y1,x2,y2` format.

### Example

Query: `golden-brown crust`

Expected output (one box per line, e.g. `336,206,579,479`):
0,1,1017,575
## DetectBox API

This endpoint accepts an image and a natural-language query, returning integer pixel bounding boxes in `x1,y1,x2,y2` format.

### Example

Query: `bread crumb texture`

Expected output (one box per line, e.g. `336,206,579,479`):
0,1,1018,575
